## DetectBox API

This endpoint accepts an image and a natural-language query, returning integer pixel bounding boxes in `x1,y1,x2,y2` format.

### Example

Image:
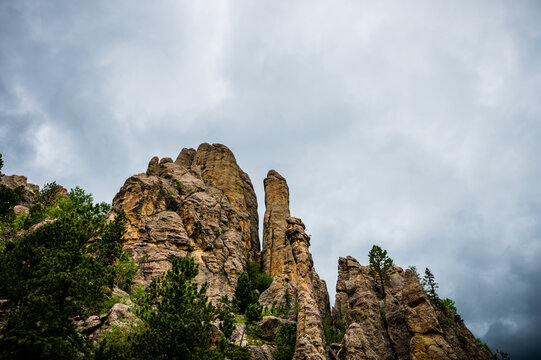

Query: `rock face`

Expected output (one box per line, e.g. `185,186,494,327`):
106,145,495,359
260,170,331,360
0,174,39,209
333,256,493,360
109,143,259,302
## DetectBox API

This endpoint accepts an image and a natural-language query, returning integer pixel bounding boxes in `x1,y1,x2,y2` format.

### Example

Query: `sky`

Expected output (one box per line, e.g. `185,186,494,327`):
1,1,541,358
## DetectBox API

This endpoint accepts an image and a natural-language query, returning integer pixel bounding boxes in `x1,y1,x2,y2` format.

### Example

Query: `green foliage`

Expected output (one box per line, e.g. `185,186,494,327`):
423,268,439,302
245,322,263,339
131,256,219,359
477,337,492,353
130,285,146,304
420,268,464,324
457,334,468,351
219,311,235,340
114,252,139,293
0,204,127,360
368,245,394,298
437,297,461,323
322,315,345,344
284,288,292,309
379,308,387,326
92,324,141,360
247,259,272,293
273,322,297,360
245,303,263,324
0,184,24,218
174,178,183,193
233,272,258,315
218,340,252,360
408,265,421,281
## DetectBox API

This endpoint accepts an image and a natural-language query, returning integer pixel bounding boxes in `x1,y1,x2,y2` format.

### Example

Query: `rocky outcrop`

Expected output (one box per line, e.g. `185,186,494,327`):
109,143,259,302
260,170,331,360
0,174,39,210
105,145,494,359
333,256,493,360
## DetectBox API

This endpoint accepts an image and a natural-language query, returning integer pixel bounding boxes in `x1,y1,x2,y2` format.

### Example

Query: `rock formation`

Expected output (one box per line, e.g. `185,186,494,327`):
104,143,496,359
0,174,39,213
333,256,493,360
260,170,331,360
109,143,259,302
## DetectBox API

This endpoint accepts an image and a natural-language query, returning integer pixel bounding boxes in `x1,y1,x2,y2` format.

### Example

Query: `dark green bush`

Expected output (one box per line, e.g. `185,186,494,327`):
245,303,263,324
274,322,297,360
233,272,258,315
247,259,272,293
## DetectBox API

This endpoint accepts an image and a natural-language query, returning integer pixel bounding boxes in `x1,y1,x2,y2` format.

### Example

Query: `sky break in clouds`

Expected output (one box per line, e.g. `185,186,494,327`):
1,1,541,358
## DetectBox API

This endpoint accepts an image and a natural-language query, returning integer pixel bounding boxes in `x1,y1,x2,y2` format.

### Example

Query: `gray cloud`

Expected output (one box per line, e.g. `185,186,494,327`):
2,1,541,357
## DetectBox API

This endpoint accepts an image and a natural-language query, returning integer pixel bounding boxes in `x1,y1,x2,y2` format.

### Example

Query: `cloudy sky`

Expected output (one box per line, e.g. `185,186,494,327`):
1,1,540,358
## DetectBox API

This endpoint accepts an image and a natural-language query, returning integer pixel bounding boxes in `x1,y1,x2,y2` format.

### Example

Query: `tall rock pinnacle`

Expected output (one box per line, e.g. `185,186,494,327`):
262,170,294,278
260,170,331,360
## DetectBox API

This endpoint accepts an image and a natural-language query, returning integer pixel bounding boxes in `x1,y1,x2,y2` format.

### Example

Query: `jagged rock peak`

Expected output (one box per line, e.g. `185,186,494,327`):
110,143,258,302
333,256,493,360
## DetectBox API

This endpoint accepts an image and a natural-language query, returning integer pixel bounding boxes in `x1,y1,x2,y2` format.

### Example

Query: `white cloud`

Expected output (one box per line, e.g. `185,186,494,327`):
2,1,541,356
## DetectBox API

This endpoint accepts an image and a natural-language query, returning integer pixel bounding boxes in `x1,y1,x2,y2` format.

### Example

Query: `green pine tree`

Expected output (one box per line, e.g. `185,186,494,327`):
368,245,395,298
131,256,220,359
0,205,127,359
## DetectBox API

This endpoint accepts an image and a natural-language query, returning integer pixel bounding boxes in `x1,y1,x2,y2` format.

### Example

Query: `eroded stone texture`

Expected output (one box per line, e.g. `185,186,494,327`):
262,170,293,278
109,143,259,302
260,170,331,360
0,174,39,207
333,256,493,360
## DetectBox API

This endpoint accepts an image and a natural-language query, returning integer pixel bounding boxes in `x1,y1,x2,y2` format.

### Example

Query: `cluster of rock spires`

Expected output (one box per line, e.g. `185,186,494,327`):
104,143,494,359
3,143,492,359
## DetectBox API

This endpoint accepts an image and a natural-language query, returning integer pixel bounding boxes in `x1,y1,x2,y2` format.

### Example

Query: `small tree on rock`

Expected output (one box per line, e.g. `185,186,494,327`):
233,272,258,315
368,245,395,298
423,268,439,302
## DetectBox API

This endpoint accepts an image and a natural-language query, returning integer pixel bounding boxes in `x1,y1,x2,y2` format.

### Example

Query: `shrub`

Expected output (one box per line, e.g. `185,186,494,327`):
0,206,127,359
114,253,139,293
245,303,262,324
247,259,272,293
274,322,297,360
233,272,258,315
322,315,345,344
131,257,218,359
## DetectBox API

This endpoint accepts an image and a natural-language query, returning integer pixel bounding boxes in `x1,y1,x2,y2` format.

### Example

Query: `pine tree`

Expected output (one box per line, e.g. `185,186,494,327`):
131,256,220,359
0,204,127,359
232,272,258,314
423,268,439,302
368,245,395,298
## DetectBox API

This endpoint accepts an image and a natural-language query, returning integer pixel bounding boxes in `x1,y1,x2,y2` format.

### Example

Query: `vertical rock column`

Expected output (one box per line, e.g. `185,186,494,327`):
261,170,330,360
262,170,295,278
286,217,329,360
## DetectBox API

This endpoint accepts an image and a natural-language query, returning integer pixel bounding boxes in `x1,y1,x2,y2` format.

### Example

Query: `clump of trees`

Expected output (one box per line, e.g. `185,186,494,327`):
0,188,128,359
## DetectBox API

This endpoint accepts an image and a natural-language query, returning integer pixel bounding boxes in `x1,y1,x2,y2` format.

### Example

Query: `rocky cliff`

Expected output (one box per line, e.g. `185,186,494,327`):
106,143,494,359
109,143,259,301
333,256,493,360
